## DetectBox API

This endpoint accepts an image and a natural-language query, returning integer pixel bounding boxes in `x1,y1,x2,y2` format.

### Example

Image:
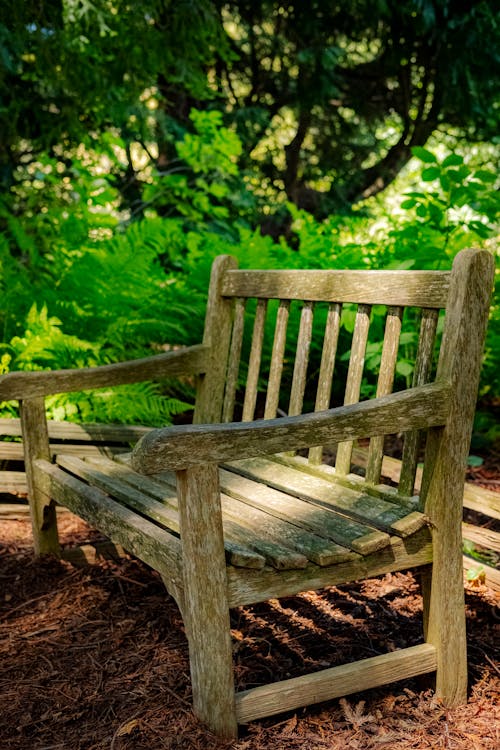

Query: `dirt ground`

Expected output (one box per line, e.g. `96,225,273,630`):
0,507,498,750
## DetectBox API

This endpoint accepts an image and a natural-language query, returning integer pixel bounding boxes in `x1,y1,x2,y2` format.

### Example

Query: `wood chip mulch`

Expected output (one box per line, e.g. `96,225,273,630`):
1,514,498,750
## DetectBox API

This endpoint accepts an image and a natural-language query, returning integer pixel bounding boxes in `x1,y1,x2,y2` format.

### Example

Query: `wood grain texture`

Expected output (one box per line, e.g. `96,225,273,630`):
309,303,342,464
336,304,371,474
33,459,183,589
66,455,266,570
420,248,494,707
222,297,246,423
0,418,151,442
194,255,238,424
222,462,390,555
351,446,500,520
288,301,314,417
131,382,450,473
273,453,418,509
228,457,426,539
20,398,60,556
399,308,439,496
0,345,208,401
235,643,437,723
264,300,290,419
365,306,403,483
227,527,433,607
222,269,450,307
242,299,268,422
0,442,128,462
177,464,237,738
462,522,500,553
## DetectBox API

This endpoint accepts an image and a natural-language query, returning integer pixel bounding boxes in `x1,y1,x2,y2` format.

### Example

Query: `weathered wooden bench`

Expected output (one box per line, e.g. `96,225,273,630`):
0,248,494,738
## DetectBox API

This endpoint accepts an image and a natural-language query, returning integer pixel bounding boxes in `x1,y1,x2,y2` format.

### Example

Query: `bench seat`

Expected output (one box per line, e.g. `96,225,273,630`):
34,451,432,606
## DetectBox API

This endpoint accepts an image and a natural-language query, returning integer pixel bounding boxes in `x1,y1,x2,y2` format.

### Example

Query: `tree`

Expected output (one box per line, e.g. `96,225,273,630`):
0,1,228,194
210,1,499,213
1,1,498,220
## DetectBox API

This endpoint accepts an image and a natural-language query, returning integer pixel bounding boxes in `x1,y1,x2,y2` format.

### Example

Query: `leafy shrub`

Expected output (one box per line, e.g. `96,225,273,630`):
0,117,498,430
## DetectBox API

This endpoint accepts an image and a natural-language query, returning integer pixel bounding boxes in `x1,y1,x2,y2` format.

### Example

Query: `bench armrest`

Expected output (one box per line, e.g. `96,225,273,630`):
0,344,209,401
131,381,451,473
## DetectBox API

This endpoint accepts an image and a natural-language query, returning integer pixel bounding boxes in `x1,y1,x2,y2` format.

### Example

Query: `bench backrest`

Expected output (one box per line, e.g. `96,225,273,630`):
194,250,494,497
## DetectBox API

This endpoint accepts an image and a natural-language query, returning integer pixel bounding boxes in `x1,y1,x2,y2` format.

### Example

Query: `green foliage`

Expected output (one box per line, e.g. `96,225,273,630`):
0,111,498,436
2,0,499,225
394,149,499,260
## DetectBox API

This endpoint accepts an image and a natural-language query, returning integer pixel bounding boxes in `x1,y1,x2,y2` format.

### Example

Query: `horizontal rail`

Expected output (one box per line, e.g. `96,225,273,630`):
0,344,209,400
235,643,437,723
0,418,151,443
132,382,451,472
222,269,450,308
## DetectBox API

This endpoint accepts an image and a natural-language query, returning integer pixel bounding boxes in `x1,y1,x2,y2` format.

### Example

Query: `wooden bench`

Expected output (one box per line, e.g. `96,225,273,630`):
0,248,494,738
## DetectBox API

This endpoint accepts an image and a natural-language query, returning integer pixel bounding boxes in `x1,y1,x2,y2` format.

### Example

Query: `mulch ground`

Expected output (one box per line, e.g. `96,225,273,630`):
1,510,498,750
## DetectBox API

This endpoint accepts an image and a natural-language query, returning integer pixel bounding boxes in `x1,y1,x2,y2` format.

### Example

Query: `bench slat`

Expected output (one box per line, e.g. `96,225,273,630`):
34,459,183,585
399,308,439,496
219,469,357,567
336,304,371,474
223,460,391,555
288,302,314,418
242,299,268,422
63,455,313,571
264,300,290,419
309,302,342,465
227,457,426,538
86,455,375,567
58,455,270,570
0,418,150,442
365,306,403,484
222,297,246,423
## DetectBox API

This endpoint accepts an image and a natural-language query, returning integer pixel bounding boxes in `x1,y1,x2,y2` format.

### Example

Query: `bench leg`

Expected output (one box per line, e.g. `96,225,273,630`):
422,433,467,707
425,539,467,706
177,464,237,738
20,398,60,557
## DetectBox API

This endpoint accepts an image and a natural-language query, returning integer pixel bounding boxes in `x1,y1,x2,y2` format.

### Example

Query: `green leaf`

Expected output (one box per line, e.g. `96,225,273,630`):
465,564,485,582
441,154,463,168
467,455,484,467
396,361,413,377
412,146,437,163
400,198,417,209
439,173,451,191
421,166,440,182
473,169,497,184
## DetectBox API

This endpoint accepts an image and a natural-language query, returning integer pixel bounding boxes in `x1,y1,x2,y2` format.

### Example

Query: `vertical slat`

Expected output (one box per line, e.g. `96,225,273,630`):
177,463,237,737
20,397,60,556
399,308,439,495
264,300,290,419
242,299,268,422
365,306,403,483
222,297,246,423
309,303,342,464
288,302,315,417
335,304,371,474
421,248,494,706
194,255,238,424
